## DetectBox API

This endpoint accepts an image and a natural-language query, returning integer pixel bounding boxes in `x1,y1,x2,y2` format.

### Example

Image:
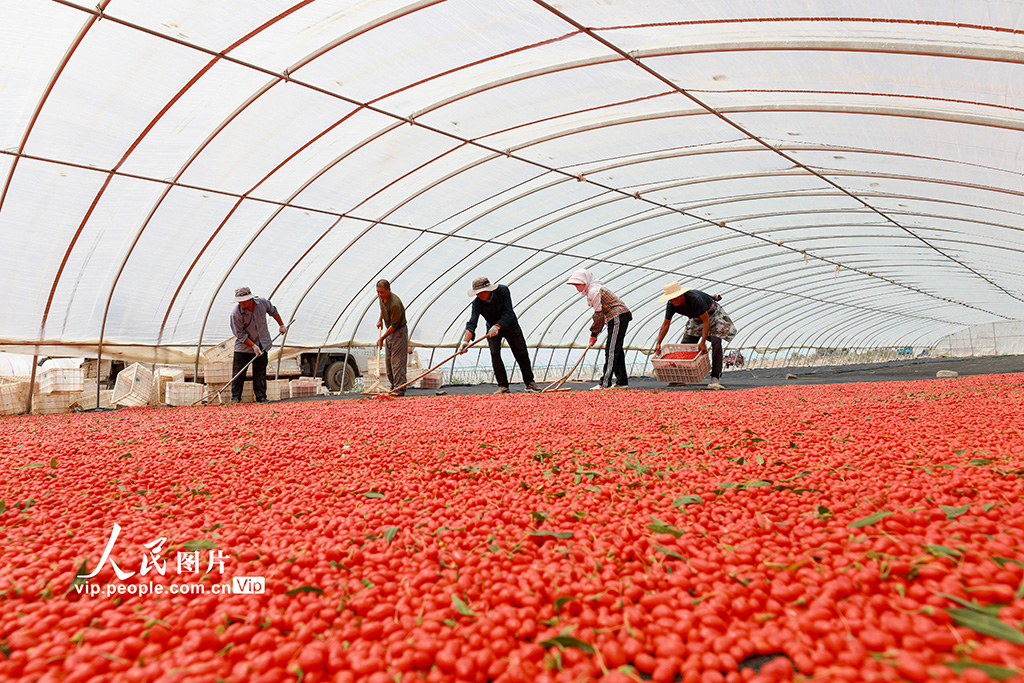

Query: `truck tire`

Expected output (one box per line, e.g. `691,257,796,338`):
324,360,356,392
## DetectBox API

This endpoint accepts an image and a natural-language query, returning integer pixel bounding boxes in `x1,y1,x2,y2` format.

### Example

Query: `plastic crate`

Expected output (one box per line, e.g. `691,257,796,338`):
39,367,84,394
202,338,236,364
165,382,202,407
82,359,113,380
203,361,235,385
32,391,76,415
0,377,31,416
651,344,711,383
267,379,290,402
151,367,186,405
72,387,113,410
289,377,320,398
418,371,443,390
111,363,154,407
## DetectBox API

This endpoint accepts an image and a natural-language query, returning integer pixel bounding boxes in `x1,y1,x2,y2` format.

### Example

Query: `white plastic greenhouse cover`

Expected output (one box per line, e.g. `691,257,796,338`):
2,0,1023,363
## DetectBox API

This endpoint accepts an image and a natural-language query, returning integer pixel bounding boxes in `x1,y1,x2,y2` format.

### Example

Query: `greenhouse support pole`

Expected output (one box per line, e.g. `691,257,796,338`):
27,354,38,414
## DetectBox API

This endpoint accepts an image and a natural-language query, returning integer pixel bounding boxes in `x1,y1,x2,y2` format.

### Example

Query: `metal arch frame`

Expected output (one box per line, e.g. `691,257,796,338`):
620,268,950,354
561,261,927,357
546,139,1024,199
799,304,949,357
155,0,463,341
541,229,950,345
14,1,1024,358
774,280,963,349
754,293,904,353
9,0,324,351
530,0,1024,306
384,150,1024,332
16,1,322,406
0,0,113,412
41,26,1024,333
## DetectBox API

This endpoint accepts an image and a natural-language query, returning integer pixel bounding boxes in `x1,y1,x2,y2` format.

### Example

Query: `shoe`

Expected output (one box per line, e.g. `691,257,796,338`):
494,386,510,395
589,384,607,390
613,384,628,389
706,379,725,390
525,382,541,393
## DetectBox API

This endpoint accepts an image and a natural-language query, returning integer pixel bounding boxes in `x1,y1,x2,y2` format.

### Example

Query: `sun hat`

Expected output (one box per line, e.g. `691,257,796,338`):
234,286,255,303
566,270,589,286
658,281,691,303
467,277,499,297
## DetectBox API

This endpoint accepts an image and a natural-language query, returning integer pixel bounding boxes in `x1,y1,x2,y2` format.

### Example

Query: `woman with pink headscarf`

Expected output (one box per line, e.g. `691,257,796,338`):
566,269,632,390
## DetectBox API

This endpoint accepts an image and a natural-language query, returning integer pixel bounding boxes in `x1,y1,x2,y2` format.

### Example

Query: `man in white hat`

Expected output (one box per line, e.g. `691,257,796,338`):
229,287,287,403
653,281,737,390
459,277,540,394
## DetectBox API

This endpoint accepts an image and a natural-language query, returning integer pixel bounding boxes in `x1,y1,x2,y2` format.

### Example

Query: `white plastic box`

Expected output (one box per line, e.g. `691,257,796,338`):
81,359,113,380
111,363,154,407
166,382,204,407
419,371,443,389
32,392,76,415
203,361,235,385
202,338,236,364
267,379,290,402
0,377,31,416
651,344,711,384
289,377,320,398
39,367,84,394
150,367,186,405
72,387,114,410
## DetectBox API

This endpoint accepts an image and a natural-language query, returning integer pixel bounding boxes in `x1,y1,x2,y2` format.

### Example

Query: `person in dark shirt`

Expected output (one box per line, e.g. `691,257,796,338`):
653,281,737,390
459,277,539,394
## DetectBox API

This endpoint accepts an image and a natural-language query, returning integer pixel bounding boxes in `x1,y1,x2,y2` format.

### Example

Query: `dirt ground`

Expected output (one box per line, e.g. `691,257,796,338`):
306,354,1024,399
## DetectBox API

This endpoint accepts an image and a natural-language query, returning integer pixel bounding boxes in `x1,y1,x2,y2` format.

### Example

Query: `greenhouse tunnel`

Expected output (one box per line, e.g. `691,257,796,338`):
1,0,1023,368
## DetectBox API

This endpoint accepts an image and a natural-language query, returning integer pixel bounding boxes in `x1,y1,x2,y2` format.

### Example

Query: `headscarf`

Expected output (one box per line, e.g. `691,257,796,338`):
568,268,603,310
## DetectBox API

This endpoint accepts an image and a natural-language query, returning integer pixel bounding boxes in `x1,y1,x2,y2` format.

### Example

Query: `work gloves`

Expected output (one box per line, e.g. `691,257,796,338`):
457,340,470,354
487,325,500,338
589,336,598,346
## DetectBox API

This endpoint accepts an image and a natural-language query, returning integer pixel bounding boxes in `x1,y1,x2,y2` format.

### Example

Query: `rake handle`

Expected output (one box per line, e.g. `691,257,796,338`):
542,343,595,393
386,336,489,395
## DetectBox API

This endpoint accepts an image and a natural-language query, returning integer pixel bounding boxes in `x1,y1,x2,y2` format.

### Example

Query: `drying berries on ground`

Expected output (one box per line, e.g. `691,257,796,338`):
1,374,1023,682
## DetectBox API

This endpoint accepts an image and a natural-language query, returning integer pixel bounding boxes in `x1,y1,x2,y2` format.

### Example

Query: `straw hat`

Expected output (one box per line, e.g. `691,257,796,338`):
234,286,255,303
658,281,690,302
467,276,499,297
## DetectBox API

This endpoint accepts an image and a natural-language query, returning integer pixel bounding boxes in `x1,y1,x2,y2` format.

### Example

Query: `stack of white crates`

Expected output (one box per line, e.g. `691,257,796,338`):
0,377,32,416
111,363,154,407
34,367,84,415
202,338,237,386
39,367,83,394
150,367,186,405
166,382,204,407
